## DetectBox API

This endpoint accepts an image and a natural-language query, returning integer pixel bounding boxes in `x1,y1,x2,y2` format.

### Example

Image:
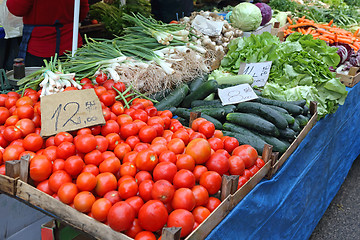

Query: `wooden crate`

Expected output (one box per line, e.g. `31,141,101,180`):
4,145,273,240
0,174,17,195
15,180,131,240
269,101,318,177
336,67,360,88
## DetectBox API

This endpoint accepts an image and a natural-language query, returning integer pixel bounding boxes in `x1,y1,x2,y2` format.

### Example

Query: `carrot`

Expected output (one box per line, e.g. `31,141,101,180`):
327,19,333,26
288,22,316,29
287,17,293,25
305,28,312,35
337,37,353,44
300,28,307,34
354,28,360,37
297,28,302,33
353,42,360,49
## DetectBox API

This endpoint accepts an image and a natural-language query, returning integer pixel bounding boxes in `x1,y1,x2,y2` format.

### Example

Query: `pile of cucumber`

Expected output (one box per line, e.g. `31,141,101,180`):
151,74,312,155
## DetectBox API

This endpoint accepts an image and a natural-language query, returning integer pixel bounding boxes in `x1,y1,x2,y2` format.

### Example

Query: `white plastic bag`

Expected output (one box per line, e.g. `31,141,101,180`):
0,0,23,39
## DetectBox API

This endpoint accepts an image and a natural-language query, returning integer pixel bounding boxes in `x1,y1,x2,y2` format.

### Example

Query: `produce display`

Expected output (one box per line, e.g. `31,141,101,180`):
1,0,360,239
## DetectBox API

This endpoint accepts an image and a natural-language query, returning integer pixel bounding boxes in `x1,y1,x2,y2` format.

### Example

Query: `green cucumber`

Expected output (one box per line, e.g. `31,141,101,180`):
289,119,301,132
201,108,226,120
266,105,289,114
236,102,288,129
288,99,307,107
279,112,295,125
189,75,207,92
216,74,254,85
191,100,223,108
254,132,289,154
181,80,219,108
155,84,189,111
222,130,266,155
204,93,215,101
255,97,304,115
201,113,223,129
226,113,280,137
223,123,259,138
302,105,309,116
168,107,177,114
295,115,309,127
223,105,236,115
278,128,296,141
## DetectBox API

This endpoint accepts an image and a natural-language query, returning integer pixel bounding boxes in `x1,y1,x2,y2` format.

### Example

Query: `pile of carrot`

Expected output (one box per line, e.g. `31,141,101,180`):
284,16,360,52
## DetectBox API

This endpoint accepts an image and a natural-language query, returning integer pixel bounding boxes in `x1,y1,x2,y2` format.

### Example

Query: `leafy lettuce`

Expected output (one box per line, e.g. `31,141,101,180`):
220,32,347,118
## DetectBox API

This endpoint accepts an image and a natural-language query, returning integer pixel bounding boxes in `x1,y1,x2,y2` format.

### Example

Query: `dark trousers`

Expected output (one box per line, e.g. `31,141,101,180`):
0,37,22,71
25,52,52,67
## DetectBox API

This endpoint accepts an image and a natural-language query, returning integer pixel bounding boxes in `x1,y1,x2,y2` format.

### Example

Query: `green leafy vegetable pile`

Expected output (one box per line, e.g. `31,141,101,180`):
220,32,347,118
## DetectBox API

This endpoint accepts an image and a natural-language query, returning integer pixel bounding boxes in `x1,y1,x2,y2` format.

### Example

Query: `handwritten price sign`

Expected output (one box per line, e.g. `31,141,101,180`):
40,89,105,137
218,83,258,105
238,61,272,87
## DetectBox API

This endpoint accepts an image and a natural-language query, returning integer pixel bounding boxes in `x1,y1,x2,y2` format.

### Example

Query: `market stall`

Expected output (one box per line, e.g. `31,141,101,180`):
1,0,360,239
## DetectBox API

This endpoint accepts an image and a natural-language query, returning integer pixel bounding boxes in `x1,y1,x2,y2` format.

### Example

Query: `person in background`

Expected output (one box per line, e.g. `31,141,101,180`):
6,0,89,67
151,0,194,23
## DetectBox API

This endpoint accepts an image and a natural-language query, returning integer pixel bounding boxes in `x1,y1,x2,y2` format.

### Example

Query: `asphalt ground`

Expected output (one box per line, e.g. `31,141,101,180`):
309,155,360,240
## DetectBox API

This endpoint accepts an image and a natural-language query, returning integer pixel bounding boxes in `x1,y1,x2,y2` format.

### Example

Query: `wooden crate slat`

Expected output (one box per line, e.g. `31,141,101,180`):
185,196,232,240
15,180,132,240
271,101,318,175
0,174,17,195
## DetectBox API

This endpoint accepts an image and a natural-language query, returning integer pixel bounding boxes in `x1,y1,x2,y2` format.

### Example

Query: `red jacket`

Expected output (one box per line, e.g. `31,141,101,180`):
7,0,89,57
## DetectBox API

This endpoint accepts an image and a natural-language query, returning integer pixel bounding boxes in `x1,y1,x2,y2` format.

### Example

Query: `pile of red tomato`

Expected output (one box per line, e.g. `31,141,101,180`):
0,78,265,240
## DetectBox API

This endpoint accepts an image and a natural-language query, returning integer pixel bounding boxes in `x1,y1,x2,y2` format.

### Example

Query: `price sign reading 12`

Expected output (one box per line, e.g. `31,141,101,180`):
40,89,105,137
218,83,258,105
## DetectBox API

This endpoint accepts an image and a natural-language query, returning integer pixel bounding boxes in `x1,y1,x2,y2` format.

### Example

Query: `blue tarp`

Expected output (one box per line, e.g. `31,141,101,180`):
207,83,360,240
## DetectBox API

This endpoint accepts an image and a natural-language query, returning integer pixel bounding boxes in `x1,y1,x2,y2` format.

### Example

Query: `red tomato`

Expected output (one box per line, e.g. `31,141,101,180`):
56,142,76,160
58,182,78,204
94,135,108,152
73,191,96,213
205,197,221,212
198,121,215,139
51,158,65,172
138,179,154,202
3,126,22,142
99,156,121,174
173,169,196,189
193,165,208,183
95,72,107,85
191,118,207,131
74,134,97,154
158,150,177,164
36,180,54,195
118,178,139,199
223,137,239,154
192,206,210,224
99,91,115,107
95,172,118,197
45,136,55,147
138,200,168,232
130,109,148,122
0,107,10,125
123,151,138,165
108,201,136,232
120,122,139,139
172,129,190,145
238,176,248,189
199,171,222,195
249,165,260,175
114,142,131,161
105,133,121,151
84,149,103,166
228,155,245,175
30,155,52,182
104,190,121,205
48,170,72,192
76,172,97,191
215,149,231,158
23,133,43,152
205,152,230,176
169,119,183,133
134,231,156,240
3,145,25,162
91,198,112,222
185,138,211,165
256,157,265,169
125,196,144,217
81,164,99,176
151,180,175,204
138,126,157,143
176,154,195,171
243,169,253,180
64,156,84,177
167,138,185,155
232,145,258,168
192,185,209,207
113,82,126,92
17,105,34,119
208,137,224,151
167,209,195,237
135,171,152,185
101,120,120,136
5,115,19,126
152,162,177,183
171,188,196,211
124,219,143,238
15,119,35,137
135,149,158,172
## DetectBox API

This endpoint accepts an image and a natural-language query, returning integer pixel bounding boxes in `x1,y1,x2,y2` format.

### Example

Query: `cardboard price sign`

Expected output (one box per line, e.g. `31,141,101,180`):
40,89,105,137
238,61,272,87
218,83,258,105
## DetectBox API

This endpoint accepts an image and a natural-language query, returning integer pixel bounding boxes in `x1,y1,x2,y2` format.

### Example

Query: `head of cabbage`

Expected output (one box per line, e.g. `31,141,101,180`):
230,2,262,32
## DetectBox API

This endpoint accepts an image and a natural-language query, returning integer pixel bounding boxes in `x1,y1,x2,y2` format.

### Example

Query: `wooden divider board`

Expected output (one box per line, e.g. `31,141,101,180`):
15,180,132,240
270,101,318,177
0,174,17,195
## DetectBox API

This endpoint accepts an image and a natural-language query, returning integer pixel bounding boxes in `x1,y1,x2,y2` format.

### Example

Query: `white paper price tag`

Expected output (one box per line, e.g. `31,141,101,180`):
218,84,258,105
238,61,272,87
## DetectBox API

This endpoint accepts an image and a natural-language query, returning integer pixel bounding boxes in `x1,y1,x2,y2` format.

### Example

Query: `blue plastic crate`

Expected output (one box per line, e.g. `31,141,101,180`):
0,27,5,39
